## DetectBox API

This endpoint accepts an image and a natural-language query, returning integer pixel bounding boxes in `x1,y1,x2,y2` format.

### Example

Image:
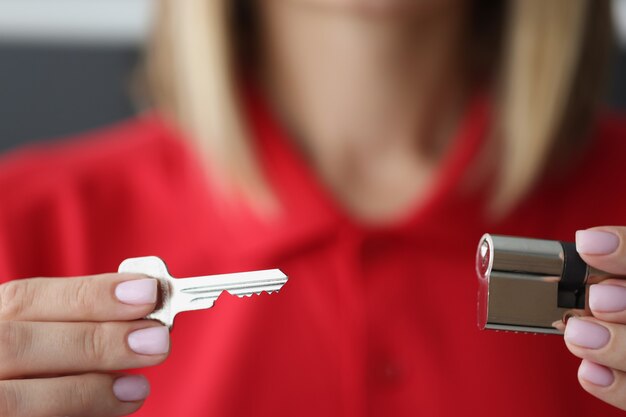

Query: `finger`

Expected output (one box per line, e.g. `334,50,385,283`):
564,317,626,372
576,227,626,274
0,274,157,322
577,360,626,411
588,279,626,324
0,321,169,379
0,373,149,417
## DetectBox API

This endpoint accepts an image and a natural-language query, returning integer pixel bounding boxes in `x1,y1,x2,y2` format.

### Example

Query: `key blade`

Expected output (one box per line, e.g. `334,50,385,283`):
179,269,287,296
172,269,288,314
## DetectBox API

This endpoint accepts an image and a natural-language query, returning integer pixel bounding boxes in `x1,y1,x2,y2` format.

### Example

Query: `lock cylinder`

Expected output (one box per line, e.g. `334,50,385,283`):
476,234,609,334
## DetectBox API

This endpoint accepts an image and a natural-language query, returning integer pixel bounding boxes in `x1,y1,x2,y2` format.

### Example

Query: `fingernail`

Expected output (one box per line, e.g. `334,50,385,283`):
589,284,626,313
113,375,150,402
128,326,170,355
578,360,614,387
115,279,157,305
564,318,610,349
576,230,620,255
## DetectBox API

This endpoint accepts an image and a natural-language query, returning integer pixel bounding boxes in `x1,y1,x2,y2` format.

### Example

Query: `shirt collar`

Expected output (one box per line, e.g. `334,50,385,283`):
227,86,490,264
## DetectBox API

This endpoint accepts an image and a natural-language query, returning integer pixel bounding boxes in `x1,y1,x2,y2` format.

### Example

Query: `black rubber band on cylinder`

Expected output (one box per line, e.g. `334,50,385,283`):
558,242,588,309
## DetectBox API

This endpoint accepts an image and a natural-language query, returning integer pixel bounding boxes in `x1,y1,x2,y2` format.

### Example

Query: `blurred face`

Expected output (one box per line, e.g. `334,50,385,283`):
283,0,463,18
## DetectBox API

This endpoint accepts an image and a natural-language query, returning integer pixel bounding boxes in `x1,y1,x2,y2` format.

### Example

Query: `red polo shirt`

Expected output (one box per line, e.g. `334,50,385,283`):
0,89,625,417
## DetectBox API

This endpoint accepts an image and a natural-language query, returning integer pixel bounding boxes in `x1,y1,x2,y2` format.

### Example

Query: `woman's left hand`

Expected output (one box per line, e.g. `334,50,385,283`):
564,226,626,411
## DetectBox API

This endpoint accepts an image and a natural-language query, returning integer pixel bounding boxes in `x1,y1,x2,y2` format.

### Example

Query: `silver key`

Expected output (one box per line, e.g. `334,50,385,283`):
118,256,288,328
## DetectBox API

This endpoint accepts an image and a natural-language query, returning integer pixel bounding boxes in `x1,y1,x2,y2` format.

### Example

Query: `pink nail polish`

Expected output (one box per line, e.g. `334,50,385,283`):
115,279,157,305
113,375,150,402
128,326,170,355
575,230,619,255
564,318,610,349
589,284,626,313
578,360,614,387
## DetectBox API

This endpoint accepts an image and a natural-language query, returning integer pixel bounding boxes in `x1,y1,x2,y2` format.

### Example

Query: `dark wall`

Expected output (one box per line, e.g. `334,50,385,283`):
0,44,625,154
0,45,138,153
610,46,626,109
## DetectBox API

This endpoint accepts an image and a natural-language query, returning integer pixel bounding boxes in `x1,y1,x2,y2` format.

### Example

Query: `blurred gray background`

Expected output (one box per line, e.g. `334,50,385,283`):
0,0,151,153
0,0,625,154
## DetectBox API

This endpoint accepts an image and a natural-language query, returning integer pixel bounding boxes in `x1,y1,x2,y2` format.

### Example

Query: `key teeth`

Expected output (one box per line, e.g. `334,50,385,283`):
234,288,282,299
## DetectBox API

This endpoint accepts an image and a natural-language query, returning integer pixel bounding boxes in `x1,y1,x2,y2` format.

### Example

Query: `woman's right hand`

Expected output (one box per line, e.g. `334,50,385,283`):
0,273,169,417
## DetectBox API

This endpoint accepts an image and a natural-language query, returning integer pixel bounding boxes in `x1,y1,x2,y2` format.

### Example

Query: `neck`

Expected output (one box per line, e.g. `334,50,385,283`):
256,3,470,222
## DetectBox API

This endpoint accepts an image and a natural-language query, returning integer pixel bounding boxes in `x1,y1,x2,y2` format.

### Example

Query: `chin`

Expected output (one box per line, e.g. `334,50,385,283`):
294,0,462,18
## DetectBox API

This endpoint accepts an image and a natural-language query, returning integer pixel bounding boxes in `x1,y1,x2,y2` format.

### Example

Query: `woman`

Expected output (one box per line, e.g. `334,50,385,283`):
0,0,624,416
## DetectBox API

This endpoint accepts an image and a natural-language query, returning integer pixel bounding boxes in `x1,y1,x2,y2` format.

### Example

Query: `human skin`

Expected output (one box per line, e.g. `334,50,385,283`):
256,0,468,221
566,226,626,411
0,274,167,416
1,0,623,415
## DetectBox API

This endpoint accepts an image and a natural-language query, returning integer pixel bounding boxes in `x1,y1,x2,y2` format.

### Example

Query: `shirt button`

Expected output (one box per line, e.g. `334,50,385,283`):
381,361,402,382
372,356,404,385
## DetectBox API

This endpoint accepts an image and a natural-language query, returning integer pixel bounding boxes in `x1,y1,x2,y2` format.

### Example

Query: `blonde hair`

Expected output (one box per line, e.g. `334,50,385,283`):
146,0,612,213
